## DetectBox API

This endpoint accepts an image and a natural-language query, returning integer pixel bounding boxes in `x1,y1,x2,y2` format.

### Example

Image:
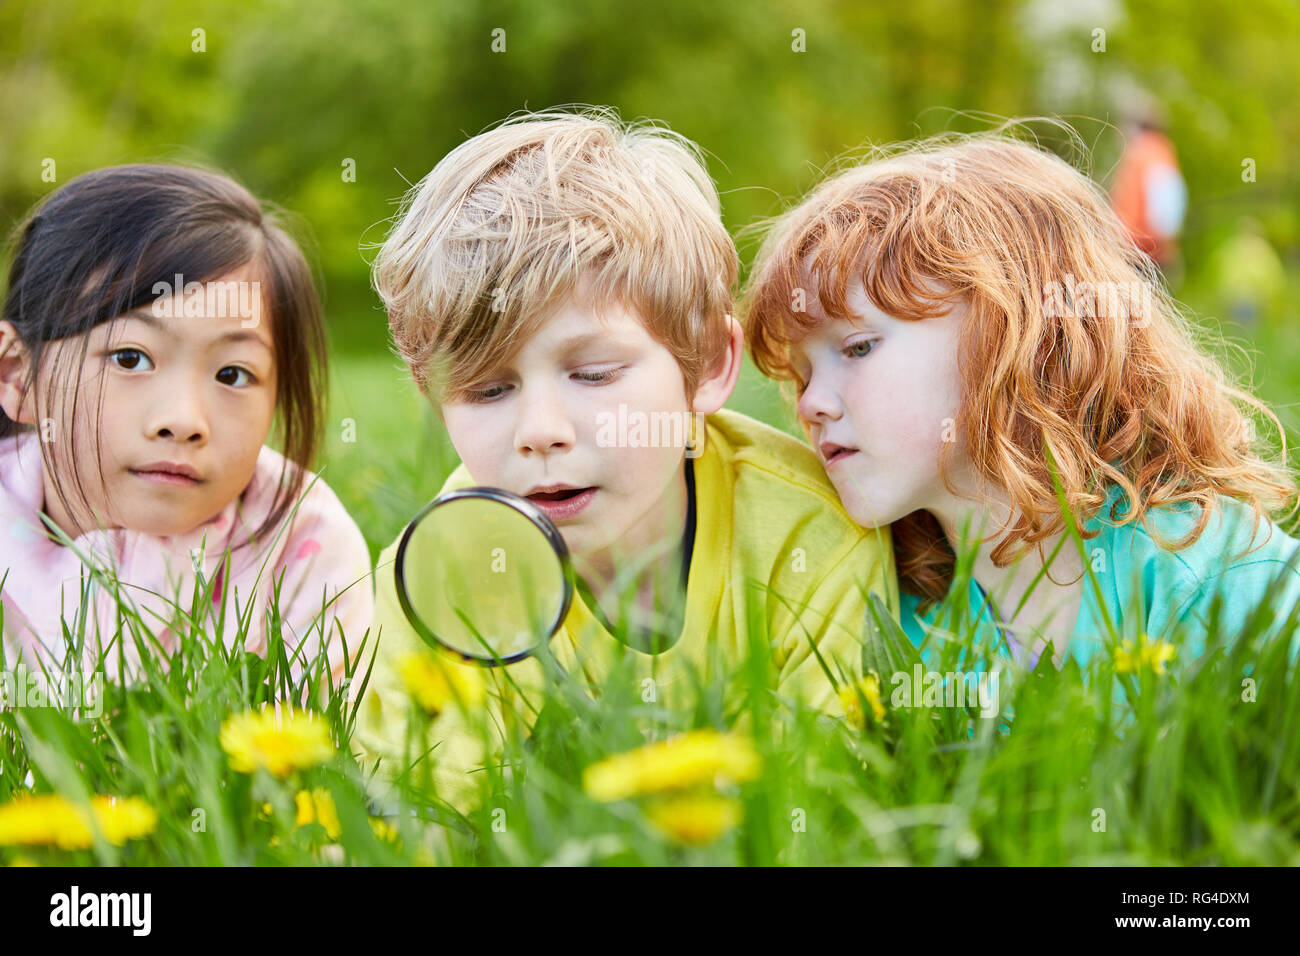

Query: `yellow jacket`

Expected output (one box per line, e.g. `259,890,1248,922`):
352,408,897,813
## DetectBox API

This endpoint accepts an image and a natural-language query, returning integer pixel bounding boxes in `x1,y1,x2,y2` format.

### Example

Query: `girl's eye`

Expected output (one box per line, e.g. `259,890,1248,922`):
843,339,878,359
109,348,153,371
572,368,621,385
216,366,255,387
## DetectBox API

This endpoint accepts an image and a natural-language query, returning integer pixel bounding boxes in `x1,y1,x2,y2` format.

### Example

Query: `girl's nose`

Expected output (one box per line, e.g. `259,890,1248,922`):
796,373,843,424
147,387,209,443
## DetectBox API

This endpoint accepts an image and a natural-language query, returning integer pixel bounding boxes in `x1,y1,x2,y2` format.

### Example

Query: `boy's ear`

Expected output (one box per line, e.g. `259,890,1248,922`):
690,313,744,416
0,321,37,425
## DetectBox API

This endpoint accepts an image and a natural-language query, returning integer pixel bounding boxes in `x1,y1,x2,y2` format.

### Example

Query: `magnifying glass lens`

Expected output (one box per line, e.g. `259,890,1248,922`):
395,489,572,664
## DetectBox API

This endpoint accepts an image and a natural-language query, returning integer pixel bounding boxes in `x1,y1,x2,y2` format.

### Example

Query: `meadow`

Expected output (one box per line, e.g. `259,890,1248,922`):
1,267,1298,867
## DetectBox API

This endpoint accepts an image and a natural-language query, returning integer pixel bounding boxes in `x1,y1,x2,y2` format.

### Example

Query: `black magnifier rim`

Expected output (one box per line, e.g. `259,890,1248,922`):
393,486,575,667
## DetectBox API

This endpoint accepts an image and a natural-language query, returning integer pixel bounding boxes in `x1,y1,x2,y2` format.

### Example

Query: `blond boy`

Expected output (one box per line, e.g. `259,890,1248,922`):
354,109,897,811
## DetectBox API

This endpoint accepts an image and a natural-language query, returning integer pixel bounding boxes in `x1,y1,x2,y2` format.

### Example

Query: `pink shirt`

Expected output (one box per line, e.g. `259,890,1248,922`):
0,430,373,687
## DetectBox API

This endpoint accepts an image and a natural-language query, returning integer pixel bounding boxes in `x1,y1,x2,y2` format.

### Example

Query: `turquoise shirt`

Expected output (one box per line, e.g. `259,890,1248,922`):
901,485,1300,668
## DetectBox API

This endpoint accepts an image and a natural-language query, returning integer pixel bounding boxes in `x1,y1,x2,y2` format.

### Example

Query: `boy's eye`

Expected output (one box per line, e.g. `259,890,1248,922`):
460,367,621,402
465,383,511,403
216,366,255,387
572,367,622,385
843,339,877,359
109,348,153,371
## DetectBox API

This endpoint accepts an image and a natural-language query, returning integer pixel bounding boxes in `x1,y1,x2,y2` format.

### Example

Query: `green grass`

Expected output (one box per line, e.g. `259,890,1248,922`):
1,277,1298,866
2,528,1296,865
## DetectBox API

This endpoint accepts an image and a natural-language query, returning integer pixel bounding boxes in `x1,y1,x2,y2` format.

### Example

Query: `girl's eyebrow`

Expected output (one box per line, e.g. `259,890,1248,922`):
830,314,881,336
121,309,271,351
211,329,271,349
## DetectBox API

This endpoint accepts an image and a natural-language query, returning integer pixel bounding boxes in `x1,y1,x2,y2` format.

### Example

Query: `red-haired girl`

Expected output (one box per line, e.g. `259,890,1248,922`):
744,129,1299,668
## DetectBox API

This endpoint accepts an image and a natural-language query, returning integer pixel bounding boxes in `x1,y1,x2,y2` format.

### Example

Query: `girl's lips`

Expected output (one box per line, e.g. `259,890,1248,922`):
526,486,596,521
825,449,859,467
130,469,201,488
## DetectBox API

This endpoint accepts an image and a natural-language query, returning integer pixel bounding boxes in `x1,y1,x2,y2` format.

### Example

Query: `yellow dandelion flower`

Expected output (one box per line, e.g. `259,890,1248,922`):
583,729,761,802
220,707,334,778
0,794,157,849
1114,637,1177,676
838,672,887,728
294,789,341,840
93,797,158,844
370,818,400,845
398,650,486,716
645,795,743,845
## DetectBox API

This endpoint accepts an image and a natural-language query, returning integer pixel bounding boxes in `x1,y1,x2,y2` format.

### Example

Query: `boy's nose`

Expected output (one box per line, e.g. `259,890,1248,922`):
514,385,576,456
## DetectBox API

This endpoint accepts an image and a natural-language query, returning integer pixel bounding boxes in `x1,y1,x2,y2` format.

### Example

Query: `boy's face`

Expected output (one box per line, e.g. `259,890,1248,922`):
439,296,700,566
0,264,277,540
789,274,970,529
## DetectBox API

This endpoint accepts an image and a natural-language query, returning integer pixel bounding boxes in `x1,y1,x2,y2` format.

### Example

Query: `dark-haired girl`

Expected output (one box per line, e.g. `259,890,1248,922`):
0,164,372,685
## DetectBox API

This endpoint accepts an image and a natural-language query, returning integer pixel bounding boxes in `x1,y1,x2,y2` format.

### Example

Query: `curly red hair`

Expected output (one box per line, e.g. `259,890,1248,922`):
743,127,1296,603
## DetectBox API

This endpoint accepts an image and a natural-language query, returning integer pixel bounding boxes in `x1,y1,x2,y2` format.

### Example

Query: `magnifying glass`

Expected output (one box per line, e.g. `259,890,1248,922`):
393,487,574,666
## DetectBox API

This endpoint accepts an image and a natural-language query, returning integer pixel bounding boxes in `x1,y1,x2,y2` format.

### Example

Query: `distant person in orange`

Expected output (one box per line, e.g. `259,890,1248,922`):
1111,111,1187,273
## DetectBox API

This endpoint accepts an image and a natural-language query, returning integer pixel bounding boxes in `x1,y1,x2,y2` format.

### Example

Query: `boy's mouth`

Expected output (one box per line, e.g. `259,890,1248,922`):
523,484,597,521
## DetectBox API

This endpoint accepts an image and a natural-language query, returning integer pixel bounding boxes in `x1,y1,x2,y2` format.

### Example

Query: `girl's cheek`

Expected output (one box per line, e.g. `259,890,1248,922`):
226,387,277,440
95,391,134,452
235,435,265,474
855,378,945,460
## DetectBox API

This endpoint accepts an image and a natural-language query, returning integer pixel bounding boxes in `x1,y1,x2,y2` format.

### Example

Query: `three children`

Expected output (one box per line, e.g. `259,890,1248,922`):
4,118,1296,811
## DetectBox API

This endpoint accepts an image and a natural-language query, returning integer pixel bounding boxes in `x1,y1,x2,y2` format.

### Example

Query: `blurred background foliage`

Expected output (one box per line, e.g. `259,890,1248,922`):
3,0,1298,553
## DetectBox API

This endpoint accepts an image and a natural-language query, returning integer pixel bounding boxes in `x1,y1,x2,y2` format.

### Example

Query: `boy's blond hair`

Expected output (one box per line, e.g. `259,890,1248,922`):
374,107,737,400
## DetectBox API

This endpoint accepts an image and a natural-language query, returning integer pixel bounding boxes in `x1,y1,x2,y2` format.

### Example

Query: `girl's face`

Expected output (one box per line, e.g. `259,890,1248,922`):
2,265,278,539
789,275,971,529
